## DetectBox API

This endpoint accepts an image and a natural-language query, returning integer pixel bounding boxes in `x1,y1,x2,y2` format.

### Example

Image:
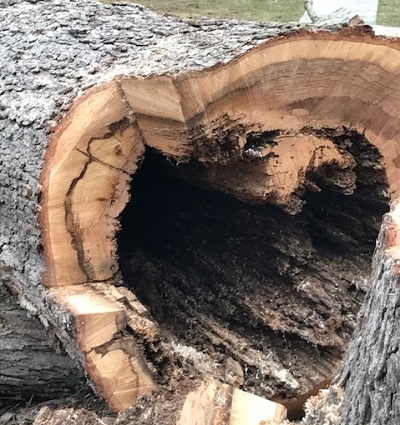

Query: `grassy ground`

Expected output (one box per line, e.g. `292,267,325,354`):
377,0,400,26
105,0,399,26
104,0,304,21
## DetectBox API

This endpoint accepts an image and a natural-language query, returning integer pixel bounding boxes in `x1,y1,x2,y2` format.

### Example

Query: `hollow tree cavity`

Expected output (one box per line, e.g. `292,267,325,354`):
117,127,389,409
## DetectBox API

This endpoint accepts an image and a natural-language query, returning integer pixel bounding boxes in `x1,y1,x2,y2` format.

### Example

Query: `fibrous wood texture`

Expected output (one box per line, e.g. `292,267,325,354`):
177,381,287,425
1,0,400,414
117,149,385,413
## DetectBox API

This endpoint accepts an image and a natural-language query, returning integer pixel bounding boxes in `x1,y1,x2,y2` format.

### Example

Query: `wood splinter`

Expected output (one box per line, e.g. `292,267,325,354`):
178,381,287,425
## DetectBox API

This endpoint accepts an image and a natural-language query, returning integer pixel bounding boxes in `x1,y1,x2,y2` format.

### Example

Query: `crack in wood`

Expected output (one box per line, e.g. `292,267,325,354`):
64,155,94,282
75,147,130,175
116,81,149,158
29,25,400,412
116,81,138,124
64,116,139,283
217,385,235,422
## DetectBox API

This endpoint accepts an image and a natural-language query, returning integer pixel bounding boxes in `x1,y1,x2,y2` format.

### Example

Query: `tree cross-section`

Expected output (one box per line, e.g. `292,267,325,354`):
1,0,400,414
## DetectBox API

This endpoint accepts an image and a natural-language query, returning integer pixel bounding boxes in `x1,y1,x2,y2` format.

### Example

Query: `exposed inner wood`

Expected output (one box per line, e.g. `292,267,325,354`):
177,381,287,425
48,283,166,412
42,31,400,289
118,140,388,413
42,82,145,287
39,29,400,411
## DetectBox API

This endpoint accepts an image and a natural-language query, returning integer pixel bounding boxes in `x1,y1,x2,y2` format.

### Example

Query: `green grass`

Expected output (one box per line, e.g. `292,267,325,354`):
104,0,304,22
104,0,400,27
377,0,400,26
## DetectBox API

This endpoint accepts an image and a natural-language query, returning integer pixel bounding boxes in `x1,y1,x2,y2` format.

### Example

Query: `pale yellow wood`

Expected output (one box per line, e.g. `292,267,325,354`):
86,343,156,412
51,285,126,351
42,83,145,286
50,284,157,412
70,128,142,281
177,381,287,425
120,76,189,157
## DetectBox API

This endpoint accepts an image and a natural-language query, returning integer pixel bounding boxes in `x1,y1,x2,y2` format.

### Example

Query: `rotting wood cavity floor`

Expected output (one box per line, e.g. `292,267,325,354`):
117,129,389,417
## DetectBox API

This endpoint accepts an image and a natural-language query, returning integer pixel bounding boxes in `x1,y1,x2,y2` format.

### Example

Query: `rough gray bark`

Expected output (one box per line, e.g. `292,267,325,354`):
337,209,400,424
304,203,400,425
0,282,87,401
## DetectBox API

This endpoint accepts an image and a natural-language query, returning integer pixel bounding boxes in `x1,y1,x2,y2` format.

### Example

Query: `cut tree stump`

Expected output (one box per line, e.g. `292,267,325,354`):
1,0,400,417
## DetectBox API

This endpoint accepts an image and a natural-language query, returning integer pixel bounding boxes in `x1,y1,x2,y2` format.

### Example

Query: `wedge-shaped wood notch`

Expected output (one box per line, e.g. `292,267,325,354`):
50,284,157,411
178,380,287,425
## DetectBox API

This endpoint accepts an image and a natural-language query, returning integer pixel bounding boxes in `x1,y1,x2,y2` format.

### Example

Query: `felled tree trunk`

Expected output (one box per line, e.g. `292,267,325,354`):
1,0,400,416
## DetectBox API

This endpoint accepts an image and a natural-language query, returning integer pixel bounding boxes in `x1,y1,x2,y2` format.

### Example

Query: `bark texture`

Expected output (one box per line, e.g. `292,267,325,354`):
304,203,400,425
0,0,307,408
0,282,87,401
338,205,400,424
0,0,294,295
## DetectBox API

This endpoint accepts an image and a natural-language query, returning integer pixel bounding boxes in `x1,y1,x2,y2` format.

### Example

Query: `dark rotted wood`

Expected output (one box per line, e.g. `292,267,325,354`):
38,200,398,425
118,146,388,404
1,0,309,409
0,0,321,410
